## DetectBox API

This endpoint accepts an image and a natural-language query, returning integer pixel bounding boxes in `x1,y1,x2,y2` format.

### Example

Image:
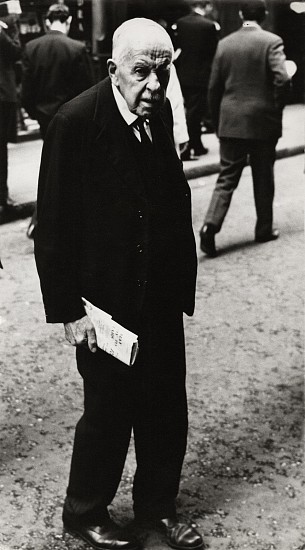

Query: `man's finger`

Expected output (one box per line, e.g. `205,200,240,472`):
64,324,77,346
87,327,97,353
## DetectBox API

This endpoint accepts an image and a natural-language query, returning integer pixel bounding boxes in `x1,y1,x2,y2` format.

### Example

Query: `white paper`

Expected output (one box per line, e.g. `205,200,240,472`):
82,297,139,366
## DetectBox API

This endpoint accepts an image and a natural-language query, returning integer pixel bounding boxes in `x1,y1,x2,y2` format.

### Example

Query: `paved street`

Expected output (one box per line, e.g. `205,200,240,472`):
0,154,304,550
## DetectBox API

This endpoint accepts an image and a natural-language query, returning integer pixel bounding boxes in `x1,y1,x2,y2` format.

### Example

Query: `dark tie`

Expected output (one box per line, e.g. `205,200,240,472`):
136,118,153,151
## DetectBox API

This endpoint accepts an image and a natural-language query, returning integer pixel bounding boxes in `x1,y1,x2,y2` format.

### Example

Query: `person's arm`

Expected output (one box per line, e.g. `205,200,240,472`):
0,19,21,62
209,22,219,59
207,45,223,135
268,38,291,110
34,111,86,324
21,47,36,119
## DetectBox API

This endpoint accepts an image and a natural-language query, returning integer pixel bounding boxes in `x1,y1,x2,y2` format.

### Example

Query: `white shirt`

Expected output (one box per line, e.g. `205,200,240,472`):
242,21,261,29
111,83,152,142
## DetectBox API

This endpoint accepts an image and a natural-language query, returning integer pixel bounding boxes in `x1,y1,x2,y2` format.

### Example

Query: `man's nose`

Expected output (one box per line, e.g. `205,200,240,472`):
146,72,161,92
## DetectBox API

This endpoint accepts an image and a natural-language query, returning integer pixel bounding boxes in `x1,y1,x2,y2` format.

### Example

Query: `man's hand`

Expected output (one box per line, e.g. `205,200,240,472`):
64,315,97,353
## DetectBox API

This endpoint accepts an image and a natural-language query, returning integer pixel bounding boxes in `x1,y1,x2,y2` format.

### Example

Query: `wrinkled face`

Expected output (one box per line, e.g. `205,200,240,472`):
109,40,172,118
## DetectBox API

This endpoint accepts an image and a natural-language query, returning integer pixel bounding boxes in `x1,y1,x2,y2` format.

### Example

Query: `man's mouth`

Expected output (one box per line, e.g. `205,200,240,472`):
142,97,161,104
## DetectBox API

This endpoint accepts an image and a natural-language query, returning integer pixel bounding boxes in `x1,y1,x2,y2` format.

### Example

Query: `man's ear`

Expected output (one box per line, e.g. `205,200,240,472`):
107,59,118,85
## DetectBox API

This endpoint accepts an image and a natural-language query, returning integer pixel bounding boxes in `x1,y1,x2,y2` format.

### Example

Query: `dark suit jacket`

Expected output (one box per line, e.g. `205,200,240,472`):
34,78,197,332
0,17,21,103
208,26,290,140
21,30,94,120
175,13,218,88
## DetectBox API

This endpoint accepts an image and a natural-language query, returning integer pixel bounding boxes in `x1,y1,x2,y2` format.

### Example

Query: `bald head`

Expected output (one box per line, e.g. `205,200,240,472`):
108,18,173,119
112,18,174,64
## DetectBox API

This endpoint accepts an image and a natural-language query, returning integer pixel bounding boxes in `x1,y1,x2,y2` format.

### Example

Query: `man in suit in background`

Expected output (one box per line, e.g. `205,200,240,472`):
0,12,21,222
199,0,290,257
175,0,218,160
35,17,203,550
21,3,94,237
22,3,94,138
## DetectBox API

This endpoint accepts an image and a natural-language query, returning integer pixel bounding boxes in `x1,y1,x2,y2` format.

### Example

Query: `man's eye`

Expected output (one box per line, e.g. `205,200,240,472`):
135,68,147,75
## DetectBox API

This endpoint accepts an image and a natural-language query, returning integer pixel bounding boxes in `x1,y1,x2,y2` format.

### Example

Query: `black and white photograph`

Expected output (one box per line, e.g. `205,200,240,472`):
0,1,304,549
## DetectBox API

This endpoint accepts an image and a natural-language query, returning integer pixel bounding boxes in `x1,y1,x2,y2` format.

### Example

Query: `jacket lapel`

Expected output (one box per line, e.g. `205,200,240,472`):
91,78,144,196
90,78,185,196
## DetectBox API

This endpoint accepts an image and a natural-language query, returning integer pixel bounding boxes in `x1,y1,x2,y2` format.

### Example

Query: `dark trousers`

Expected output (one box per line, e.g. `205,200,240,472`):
204,137,278,239
0,102,16,206
64,302,188,523
181,85,207,153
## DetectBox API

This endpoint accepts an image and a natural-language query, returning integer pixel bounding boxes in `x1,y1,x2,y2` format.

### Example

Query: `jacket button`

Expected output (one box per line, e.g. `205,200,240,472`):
138,210,143,219
137,244,143,253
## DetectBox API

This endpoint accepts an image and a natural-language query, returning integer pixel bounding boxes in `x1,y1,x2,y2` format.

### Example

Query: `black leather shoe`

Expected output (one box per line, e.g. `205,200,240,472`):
199,225,217,257
255,229,279,243
63,516,140,550
157,518,205,550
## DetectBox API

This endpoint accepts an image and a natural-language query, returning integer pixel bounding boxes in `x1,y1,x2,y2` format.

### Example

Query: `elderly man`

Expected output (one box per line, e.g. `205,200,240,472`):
35,18,203,550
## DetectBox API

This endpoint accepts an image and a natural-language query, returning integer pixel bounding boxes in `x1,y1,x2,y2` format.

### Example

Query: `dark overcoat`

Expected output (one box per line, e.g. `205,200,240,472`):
21,30,94,120
34,77,197,333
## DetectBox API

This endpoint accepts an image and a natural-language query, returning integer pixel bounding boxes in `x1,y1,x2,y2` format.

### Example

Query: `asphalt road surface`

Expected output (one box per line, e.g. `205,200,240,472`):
0,154,303,550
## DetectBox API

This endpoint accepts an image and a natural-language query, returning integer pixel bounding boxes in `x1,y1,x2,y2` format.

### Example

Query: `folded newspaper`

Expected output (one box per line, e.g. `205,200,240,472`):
82,297,139,366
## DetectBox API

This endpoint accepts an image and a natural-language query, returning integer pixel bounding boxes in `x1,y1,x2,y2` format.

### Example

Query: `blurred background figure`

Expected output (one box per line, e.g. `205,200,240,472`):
21,2,95,238
175,0,218,160
156,17,189,157
0,5,21,222
167,64,189,158
199,0,291,258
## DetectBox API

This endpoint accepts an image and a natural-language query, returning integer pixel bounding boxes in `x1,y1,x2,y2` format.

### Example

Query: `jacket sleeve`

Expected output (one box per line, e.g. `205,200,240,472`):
208,45,223,134
34,111,86,323
0,21,21,62
268,38,291,110
21,47,36,118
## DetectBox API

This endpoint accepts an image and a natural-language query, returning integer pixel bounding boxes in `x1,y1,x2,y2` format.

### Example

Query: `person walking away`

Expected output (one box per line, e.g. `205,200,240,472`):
34,17,204,550
199,0,291,257
0,12,21,223
21,3,94,238
175,1,218,160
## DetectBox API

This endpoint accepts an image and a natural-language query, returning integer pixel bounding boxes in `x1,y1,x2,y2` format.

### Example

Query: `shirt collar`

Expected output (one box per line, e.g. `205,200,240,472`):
193,7,206,16
242,21,261,29
112,83,138,126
